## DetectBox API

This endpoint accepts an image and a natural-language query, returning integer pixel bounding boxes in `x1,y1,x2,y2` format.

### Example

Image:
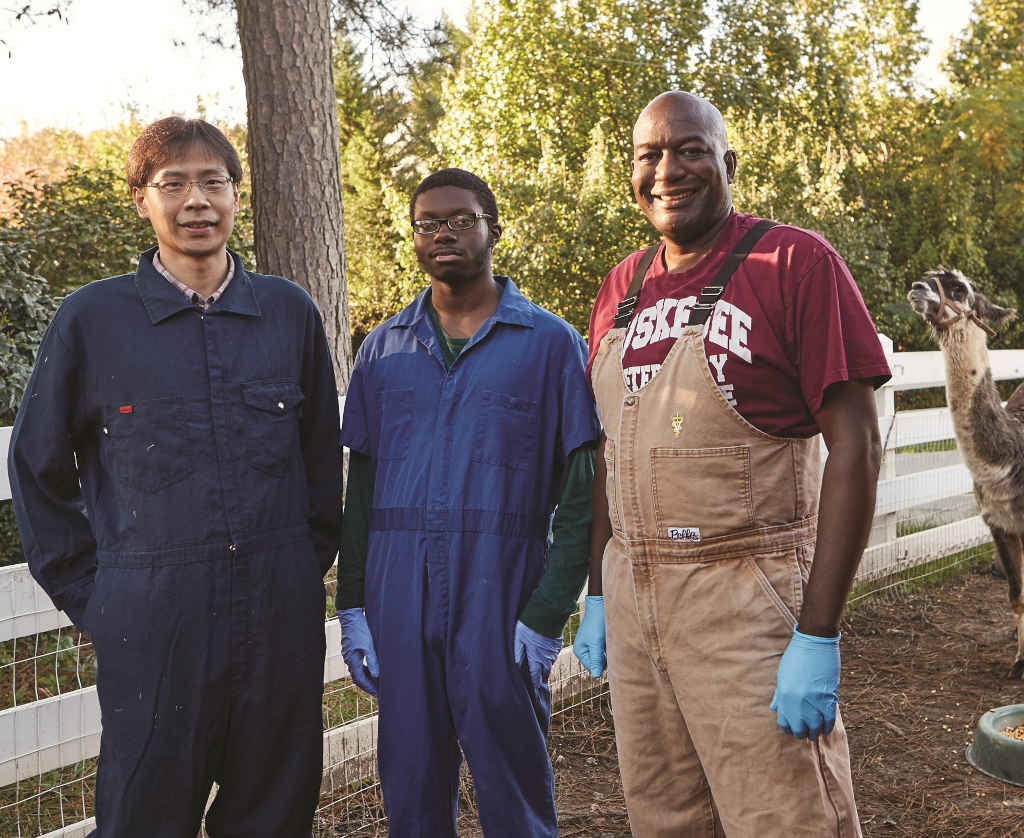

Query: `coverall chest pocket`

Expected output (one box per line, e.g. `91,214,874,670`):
378,388,414,461
103,396,193,493
650,445,754,540
241,381,304,475
472,390,539,470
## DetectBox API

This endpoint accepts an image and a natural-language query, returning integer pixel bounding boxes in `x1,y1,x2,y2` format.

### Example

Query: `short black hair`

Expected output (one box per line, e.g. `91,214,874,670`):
126,117,243,189
409,168,499,226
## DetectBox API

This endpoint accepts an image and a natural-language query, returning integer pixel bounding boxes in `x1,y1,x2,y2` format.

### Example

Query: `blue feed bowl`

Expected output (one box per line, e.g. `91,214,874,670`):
966,704,1024,787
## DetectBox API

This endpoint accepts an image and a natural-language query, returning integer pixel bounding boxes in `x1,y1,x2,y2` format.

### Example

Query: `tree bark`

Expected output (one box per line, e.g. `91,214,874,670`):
235,0,352,389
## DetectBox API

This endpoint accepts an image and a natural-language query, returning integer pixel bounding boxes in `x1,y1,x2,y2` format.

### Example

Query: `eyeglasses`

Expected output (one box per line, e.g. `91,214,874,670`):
144,176,234,197
412,213,492,235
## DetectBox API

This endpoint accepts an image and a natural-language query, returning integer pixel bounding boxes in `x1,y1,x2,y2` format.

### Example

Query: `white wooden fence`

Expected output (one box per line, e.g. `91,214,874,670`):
0,335,1021,836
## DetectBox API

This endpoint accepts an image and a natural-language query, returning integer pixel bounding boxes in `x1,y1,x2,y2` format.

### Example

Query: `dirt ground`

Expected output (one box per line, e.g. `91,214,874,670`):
545,564,1024,838
332,564,1024,837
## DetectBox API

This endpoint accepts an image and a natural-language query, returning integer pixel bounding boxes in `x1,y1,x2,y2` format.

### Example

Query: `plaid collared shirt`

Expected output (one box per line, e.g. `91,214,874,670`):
153,251,234,311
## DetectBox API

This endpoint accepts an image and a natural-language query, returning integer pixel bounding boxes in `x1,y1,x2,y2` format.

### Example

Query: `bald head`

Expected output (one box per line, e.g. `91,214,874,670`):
633,92,729,151
630,90,736,250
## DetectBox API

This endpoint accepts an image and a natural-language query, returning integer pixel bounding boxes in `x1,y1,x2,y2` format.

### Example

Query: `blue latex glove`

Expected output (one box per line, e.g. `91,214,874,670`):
338,608,380,698
770,627,841,741
572,595,606,678
514,620,563,691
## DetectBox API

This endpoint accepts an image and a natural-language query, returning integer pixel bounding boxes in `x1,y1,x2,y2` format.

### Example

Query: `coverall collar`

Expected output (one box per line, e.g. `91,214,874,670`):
392,276,535,370
135,246,262,324
392,275,536,330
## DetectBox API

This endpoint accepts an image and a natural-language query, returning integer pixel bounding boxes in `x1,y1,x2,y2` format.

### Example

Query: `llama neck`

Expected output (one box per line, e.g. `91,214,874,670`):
940,325,1008,463
941,327,990,411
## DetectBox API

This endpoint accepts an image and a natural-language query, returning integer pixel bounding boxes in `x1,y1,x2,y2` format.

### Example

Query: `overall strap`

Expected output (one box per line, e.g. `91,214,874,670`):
613,244,660,328
690,219,777,325
613,219,779,330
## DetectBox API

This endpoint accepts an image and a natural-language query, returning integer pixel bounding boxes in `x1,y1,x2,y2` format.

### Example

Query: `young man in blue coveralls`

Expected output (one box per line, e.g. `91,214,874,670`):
7,118,342,837
336,168,600,837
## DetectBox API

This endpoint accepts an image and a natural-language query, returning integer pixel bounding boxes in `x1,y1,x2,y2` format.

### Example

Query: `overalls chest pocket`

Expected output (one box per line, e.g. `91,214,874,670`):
472,390,539,471
241,381,304,475
102,396,194,493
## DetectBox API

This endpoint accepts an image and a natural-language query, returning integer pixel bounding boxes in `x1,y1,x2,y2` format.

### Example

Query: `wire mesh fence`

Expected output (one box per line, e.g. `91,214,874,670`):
0,544,605,838
3,343,1023,836
0,619,97,837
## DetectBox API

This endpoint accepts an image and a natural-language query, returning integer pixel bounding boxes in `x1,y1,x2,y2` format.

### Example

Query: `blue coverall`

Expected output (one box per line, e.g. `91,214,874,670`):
342,278,600,837
7,248,342,837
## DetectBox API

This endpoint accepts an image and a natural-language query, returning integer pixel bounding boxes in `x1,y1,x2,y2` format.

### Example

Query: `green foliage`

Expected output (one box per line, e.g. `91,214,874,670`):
0,232,59,424
427,0,709,333
0,233,59,565
945,0,1024,88
0,165,255,297
3,0,1024,365
333,21,470,344
0,167,152,295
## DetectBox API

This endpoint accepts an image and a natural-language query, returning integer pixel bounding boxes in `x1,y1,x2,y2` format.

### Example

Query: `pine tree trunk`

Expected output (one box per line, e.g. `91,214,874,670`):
235,0,352,389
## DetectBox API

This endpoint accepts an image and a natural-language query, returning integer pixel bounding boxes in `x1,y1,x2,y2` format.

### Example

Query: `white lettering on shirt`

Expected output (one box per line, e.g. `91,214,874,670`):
622,297,754,409
708,353,728,383
707,303,730,350
631,308,656,350
651,298,677,343
623,363,662,390
728,305,752,363
670,296,697,338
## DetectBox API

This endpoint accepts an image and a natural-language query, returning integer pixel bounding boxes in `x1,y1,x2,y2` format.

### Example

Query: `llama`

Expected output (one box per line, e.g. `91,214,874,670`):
908,269,1024,678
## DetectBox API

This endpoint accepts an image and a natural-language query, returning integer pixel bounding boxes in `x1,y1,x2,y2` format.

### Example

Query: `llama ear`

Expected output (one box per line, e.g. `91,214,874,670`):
975,292,1017,328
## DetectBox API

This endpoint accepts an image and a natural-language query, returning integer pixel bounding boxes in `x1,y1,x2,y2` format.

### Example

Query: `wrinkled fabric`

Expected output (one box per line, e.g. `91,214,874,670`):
342,279,599,837
8,248,341,837
591,324,861,838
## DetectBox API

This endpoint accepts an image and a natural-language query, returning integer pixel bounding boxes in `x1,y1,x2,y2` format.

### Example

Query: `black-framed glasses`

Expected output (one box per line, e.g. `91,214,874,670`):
412,213,492,235
144,176,234,197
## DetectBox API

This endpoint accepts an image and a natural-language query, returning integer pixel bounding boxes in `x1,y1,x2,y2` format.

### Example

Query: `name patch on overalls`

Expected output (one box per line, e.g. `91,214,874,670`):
667,526,701,542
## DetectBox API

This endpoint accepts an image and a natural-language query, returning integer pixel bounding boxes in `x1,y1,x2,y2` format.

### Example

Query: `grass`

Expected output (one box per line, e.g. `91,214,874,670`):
323,678,378,729
22,545,1010,836
0,578,372,837
0,630,97,711
846,542,995,614
895,438,958,454
0,760,96,837
896,516,941,538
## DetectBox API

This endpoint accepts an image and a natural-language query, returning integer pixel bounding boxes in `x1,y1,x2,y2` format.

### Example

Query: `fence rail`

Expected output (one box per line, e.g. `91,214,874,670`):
1,335,1021,836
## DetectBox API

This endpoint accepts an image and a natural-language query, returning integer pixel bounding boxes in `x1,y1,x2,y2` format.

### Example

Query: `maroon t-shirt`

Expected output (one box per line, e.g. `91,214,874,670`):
587,212,891,437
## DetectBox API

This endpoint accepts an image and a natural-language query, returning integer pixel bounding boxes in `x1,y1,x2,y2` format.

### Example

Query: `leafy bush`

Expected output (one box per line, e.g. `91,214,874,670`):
1,232,60,565
0,232,59,424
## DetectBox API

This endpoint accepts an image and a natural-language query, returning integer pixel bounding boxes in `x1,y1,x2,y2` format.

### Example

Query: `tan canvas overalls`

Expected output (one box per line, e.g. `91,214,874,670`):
591,238,862,837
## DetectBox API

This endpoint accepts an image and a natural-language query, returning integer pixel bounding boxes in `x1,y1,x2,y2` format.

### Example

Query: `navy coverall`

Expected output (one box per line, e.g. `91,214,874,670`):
8,248,341,837
342,278,600,837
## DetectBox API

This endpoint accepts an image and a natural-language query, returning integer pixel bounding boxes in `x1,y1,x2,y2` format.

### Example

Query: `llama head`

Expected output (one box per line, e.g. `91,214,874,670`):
907,268,1016,341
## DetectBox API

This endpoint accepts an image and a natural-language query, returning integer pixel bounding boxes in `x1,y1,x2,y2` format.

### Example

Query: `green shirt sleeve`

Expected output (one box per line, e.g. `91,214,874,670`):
518,442,596,638
335,449,374,610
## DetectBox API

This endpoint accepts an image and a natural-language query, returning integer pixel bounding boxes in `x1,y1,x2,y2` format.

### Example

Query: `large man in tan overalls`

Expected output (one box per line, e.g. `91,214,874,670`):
572,92,891,836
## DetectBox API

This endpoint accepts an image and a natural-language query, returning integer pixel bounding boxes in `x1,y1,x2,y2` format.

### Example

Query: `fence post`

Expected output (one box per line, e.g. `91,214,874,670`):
871,333,897,547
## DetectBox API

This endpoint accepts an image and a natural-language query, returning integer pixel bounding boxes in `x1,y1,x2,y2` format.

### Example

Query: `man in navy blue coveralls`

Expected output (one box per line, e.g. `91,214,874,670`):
337,169,600,836
7,118,342,837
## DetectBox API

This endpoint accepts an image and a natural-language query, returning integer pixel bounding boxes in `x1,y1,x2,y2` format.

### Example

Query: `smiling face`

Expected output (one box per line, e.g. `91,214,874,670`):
132,146,239,264
412,185,500,287
631,93,736,250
